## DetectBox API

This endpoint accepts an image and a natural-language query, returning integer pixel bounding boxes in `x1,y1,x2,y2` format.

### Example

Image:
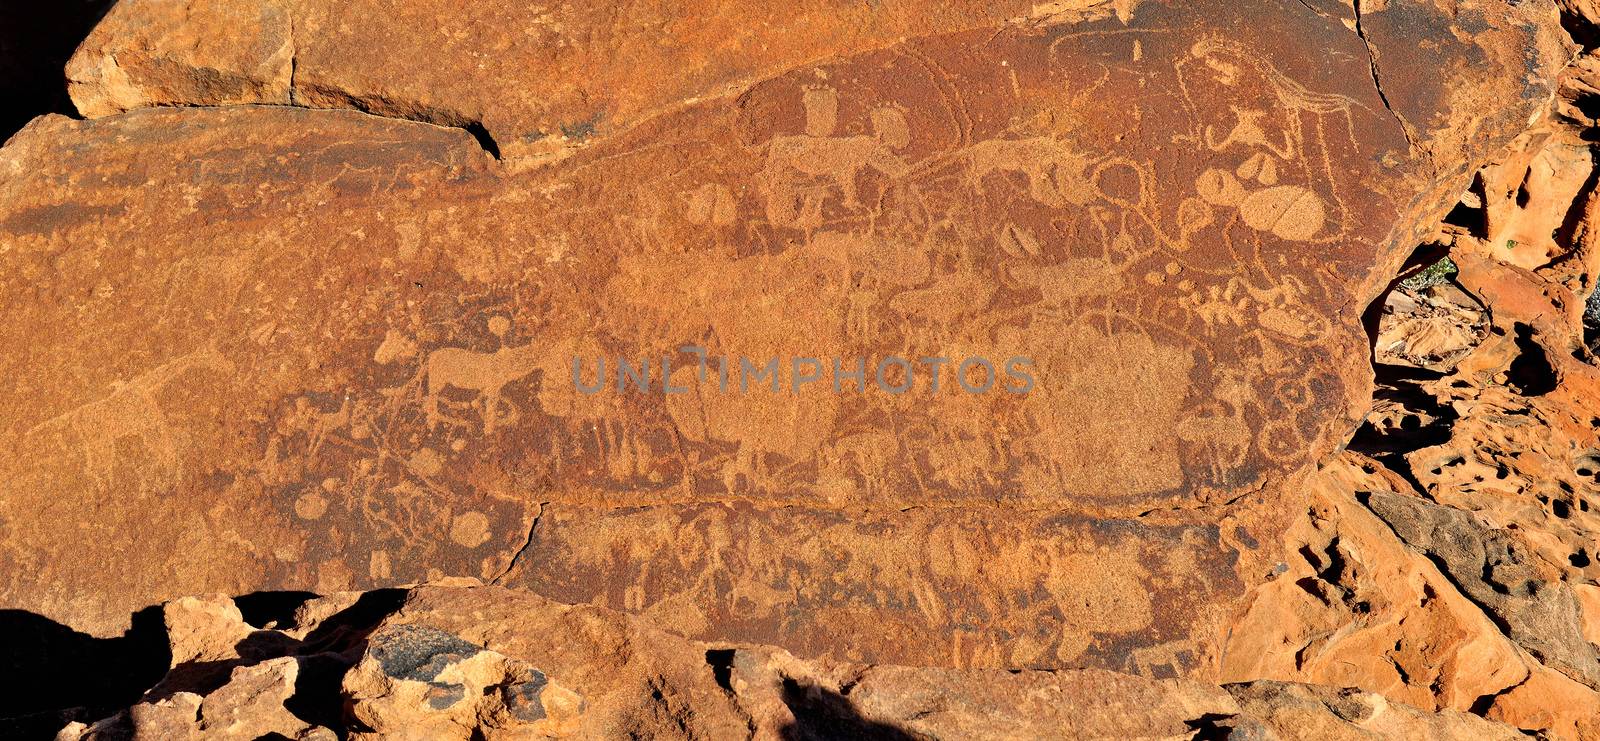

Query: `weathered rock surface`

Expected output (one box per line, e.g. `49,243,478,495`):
9,0,1600,738
0,2,1565,682
52,584,1534,740
343,624,586,739
1211,41,1600,736
1374,280,1489,370
65,0,1045,164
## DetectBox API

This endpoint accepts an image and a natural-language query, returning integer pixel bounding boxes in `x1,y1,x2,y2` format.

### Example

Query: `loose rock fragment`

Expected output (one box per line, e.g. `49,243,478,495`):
344,625,584,740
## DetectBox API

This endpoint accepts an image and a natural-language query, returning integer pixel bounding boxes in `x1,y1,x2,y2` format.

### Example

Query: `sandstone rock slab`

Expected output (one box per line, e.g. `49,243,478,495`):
66,0,1039,161
0,0,1568,681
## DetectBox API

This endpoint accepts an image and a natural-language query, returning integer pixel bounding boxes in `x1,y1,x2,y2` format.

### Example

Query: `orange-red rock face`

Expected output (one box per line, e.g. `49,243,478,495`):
1216,92,1600,735
65,0,1040,160
50,585,1544,740
0,1,1566,675
12,0,1600,738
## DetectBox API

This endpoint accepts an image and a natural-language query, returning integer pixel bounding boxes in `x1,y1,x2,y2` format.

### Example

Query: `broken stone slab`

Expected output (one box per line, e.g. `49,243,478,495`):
0,0,1567,680
344,624,585,740
1364,488,1600,690
64,0,296,117
53,584,1538,740
1219,680,1526,741
1374,280,1490,370
380,586,756,737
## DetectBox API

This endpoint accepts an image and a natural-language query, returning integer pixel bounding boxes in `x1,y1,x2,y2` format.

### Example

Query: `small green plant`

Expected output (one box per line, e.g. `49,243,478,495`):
1506,239,1519,250
1400,256,1458,290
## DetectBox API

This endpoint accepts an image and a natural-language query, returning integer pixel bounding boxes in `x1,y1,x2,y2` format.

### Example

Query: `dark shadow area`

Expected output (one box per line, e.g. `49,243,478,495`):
1184,712,1239,741
1508,323,1558,396
1564,7,1600,52
462,120,502,159
297,587,406,653
145,588,406,732
1440,176,1488,239
1346,362,1462,500
778,679,920,741
0,607,169,740
144,625,302,703
1347,373,1457,452
0,588,408,739
235,590,319,629
0,0,114,142
1584,285,1600,359
705,648,736,692
271,587,406,733
285,651,353,731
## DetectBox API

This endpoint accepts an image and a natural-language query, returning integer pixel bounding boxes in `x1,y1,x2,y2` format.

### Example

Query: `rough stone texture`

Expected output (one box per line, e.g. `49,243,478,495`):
10,0,1600,738
513,503,1246,671
1365,489,1600,688
0,2,1565,679
54,584,1533,740
1374,280,1489,370
343,624,586,739
65,0,295,117
1221,680,1526,741
1209,38,1600,735
64,0,1080,163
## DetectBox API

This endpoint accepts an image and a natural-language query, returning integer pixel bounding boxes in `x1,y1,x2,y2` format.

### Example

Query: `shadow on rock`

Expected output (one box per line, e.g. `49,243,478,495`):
778,678,920,741
0,607,169,739
0,0,113,141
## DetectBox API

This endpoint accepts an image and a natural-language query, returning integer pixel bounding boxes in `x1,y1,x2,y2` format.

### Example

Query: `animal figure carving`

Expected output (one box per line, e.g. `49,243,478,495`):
27,351,234,492
424,343,543,434
760,87,912,226
1175,373,1253,480
962,136,1098,207
765,133,911,206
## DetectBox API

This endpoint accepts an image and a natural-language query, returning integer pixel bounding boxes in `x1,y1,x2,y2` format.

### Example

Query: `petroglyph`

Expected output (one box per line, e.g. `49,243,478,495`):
759,86,912,228
514,502,1236,670
684,183,736,226
1198,168,1327,242
26,351,235,492
963,137,1099,208
423,339,543,435
0,0,1564,673
1019,324,1194,500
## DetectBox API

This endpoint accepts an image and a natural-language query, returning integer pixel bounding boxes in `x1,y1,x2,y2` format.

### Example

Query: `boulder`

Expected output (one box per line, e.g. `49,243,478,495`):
53,583,1539,740
0,1,1569,678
